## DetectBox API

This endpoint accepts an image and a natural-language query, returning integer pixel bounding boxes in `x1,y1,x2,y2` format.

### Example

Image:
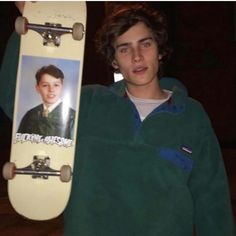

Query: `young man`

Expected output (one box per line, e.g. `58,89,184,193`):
64,4,235,236
0,3,235,236
17,65,75,139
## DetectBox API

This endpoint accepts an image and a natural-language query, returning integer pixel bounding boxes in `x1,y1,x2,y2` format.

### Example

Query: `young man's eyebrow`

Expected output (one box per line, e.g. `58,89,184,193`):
115,42,130,49
115,37,154,49
139,37,154,43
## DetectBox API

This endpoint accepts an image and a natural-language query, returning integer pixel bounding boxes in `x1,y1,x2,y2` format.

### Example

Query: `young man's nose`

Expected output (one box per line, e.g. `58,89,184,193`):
132,47,143,63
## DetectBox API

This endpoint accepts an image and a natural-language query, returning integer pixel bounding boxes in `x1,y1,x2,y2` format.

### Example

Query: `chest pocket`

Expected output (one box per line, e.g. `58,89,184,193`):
159,147,193,172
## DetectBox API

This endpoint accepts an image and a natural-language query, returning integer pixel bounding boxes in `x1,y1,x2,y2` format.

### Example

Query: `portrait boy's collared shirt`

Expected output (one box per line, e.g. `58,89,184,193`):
43,98,62,115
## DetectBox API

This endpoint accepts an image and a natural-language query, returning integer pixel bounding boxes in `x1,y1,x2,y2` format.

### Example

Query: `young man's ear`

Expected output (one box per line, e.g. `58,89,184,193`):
158,54,162,60
112,60,119,69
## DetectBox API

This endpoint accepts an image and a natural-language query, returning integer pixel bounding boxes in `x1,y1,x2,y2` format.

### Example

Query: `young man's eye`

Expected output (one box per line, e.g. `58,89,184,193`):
142,41,151,48
119,47,128,53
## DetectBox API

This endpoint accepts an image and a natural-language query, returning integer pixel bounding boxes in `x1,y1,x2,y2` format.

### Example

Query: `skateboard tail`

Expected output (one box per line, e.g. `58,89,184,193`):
8,175,72,220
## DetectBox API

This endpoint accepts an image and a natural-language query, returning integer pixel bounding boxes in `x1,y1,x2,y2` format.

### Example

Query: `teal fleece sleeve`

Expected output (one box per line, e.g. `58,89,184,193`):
0,31,20,119
189,114,236,235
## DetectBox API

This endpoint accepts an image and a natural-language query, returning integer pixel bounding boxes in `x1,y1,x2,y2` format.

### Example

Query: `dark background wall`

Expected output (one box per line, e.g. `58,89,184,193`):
0,2,236,228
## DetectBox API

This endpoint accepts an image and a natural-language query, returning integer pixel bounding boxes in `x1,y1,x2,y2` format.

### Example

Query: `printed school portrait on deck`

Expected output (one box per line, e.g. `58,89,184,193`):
15,55,80,146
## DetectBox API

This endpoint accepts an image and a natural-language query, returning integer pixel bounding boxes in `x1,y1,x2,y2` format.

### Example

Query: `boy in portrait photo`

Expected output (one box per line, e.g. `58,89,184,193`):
18,64,75,139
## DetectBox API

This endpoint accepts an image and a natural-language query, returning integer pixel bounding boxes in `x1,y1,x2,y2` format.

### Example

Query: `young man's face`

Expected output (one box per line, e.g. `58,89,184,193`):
36,73,63,107
112,22,162,90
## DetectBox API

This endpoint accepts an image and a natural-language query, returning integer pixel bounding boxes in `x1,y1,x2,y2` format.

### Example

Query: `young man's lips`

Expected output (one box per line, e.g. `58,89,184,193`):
133,66,147,73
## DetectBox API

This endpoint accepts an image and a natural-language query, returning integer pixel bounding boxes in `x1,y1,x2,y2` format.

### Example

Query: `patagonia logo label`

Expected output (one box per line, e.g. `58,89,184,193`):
181,145,192,154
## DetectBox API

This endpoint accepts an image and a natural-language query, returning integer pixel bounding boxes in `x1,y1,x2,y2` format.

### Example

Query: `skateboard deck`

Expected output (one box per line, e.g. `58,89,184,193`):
2,2,86,220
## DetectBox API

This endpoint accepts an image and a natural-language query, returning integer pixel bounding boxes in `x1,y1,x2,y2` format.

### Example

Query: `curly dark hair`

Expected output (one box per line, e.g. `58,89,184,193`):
35,65,64,85
95,3,172,74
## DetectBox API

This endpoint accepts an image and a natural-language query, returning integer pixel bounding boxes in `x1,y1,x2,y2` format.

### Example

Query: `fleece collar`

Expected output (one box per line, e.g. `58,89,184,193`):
109,77,188,114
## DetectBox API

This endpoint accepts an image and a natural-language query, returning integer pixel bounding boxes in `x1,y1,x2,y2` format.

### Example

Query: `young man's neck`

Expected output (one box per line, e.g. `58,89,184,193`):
126,81,168,100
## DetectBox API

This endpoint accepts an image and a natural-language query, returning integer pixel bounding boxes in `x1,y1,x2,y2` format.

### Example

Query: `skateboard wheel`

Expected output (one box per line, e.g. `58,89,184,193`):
15,16,28,35
60,165,72,182
72,23,84,40
2,162,16,180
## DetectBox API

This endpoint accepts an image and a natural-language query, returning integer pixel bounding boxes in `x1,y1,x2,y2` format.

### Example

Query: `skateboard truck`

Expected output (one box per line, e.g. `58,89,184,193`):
15,16,85,46
2,156,72,182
